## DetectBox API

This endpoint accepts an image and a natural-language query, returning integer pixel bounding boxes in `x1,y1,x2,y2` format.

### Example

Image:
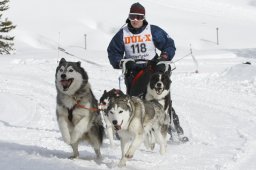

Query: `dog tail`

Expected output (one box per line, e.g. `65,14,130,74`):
90,123,104,146
98,124,105,145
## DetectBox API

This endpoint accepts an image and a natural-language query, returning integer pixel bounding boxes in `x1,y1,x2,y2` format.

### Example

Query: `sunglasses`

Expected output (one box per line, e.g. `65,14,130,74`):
129,14,145,21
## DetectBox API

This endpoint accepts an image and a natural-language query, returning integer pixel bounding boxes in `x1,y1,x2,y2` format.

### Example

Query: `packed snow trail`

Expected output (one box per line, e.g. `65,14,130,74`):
1,49,256,169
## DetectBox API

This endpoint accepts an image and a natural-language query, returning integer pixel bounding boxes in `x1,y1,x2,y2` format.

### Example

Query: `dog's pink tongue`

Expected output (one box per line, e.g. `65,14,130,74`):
60,80,69,86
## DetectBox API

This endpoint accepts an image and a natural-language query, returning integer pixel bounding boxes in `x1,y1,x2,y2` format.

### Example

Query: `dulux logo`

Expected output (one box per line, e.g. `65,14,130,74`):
124,34,152,44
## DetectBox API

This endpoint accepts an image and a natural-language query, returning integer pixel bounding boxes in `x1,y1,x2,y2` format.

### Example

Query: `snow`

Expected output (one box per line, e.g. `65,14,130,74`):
1,0,256,169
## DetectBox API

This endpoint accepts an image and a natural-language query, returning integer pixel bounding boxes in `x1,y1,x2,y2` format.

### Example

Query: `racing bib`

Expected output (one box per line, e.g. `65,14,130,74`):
123,24,156,60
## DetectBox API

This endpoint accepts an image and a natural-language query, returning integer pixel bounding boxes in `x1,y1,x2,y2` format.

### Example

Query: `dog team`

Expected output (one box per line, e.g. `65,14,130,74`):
55,58,188,167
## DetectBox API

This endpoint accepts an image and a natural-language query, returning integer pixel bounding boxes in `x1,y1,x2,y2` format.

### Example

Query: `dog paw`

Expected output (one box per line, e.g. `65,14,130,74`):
180,136,189,143
125,148,135,159
68,154,79,159
118,160,126,167
125,153,133,159
150,143,155,150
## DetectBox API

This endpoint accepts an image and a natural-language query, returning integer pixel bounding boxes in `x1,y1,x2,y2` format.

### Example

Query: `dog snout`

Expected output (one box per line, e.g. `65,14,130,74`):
156,82,162,87
61,74,66,79
112,120,118,125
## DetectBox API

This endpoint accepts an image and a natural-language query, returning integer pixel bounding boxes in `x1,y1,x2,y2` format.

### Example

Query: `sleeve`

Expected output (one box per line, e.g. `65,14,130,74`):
107,29,125,69
151,25,176,61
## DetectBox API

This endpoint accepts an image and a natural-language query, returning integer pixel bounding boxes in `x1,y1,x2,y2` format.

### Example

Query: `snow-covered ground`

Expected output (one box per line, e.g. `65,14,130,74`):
1,0,256,169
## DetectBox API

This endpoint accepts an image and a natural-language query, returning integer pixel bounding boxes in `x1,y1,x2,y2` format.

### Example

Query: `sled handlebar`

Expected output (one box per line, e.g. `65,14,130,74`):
133,59,176,72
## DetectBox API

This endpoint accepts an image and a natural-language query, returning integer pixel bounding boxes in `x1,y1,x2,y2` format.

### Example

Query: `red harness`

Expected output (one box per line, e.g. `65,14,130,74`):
131,69,145,87
75,101,99,112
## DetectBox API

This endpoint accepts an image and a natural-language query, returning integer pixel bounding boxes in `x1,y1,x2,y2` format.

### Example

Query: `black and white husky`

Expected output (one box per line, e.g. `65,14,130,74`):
55,58,104,159
99,89,125,146
106,95,169,167
145,63,189,142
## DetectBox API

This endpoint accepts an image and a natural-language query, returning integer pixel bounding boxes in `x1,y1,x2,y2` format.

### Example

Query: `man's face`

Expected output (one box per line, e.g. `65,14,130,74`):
129,14,144,29
130,19,143,28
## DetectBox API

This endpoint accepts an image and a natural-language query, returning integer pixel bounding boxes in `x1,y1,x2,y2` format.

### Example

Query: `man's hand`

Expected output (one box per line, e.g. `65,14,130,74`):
120,58,135,69
158,52,169,61
119,58,135,74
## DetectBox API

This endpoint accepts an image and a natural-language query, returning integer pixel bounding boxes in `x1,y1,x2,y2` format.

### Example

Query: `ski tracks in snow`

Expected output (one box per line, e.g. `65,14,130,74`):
1,56,256,169
0,57,60,146
172,72,256,169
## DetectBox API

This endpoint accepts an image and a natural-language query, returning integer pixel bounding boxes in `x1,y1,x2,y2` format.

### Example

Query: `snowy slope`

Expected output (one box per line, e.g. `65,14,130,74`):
1,0,256,169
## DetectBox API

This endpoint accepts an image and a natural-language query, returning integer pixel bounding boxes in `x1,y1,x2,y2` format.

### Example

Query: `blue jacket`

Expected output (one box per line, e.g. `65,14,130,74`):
107,20,176,69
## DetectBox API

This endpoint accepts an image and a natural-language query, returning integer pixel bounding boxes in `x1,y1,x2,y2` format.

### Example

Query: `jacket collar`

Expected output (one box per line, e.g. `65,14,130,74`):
125,19,148,34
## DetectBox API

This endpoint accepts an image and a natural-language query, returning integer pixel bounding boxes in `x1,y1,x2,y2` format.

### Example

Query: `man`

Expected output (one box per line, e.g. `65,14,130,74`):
108,2,175,96
107,2,187,142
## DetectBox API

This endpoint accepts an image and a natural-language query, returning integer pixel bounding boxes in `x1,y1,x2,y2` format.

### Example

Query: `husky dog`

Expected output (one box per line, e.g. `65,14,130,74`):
145,63,189,142
55,58,104,159
99,89,125,146
107,95,169,167
99,89,125,110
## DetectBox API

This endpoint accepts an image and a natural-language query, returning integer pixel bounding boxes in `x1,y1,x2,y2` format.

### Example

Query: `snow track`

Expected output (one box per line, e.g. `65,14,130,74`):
0,52,255,169
172,72,256,170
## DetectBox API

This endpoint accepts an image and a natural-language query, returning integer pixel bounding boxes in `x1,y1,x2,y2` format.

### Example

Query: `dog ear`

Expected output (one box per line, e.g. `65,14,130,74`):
126,97,134,112
156,62,172,75
104,90,107,94
127,100,132,111
164,70,171,77
166,65,172,76
76,61,81,67
124,95,130,102
59,58,66,65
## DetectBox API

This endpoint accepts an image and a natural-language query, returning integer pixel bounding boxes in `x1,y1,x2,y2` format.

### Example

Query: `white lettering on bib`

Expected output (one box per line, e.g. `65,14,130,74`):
123,25,156,60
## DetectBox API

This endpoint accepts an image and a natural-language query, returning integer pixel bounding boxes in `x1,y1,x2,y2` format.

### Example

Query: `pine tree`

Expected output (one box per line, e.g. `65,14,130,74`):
0,0,16,54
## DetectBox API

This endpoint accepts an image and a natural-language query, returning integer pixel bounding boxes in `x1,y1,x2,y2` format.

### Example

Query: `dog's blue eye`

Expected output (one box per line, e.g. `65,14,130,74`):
60,69,63,72
110,111,114,114
119,110,123,114
69,69,73,72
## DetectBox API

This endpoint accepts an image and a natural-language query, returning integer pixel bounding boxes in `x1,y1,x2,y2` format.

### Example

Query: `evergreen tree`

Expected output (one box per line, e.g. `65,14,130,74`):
0,0,16,54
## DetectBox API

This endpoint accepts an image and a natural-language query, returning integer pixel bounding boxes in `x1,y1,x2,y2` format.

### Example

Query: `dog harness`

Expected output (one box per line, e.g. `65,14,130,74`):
67,97,100,123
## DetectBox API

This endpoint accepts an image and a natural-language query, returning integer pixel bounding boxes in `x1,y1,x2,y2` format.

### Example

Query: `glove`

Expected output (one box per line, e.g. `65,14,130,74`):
158,52,169,61
120,58,135,69
155,52,170,73
119,58,135,74
146,52,168,71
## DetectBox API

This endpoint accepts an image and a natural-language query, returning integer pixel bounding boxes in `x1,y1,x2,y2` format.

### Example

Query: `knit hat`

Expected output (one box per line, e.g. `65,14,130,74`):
129,2,145,15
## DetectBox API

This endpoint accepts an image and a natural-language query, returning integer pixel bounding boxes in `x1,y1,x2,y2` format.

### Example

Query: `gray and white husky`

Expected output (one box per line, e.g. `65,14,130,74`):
106,95,169,167
55,58,104,159
99,89,125,147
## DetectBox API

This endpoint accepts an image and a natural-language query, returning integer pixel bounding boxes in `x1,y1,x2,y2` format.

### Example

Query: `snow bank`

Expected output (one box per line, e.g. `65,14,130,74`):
221,63,256,82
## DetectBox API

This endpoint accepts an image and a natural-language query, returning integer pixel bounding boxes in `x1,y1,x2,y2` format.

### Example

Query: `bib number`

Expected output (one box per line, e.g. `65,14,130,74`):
131,43,147,53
